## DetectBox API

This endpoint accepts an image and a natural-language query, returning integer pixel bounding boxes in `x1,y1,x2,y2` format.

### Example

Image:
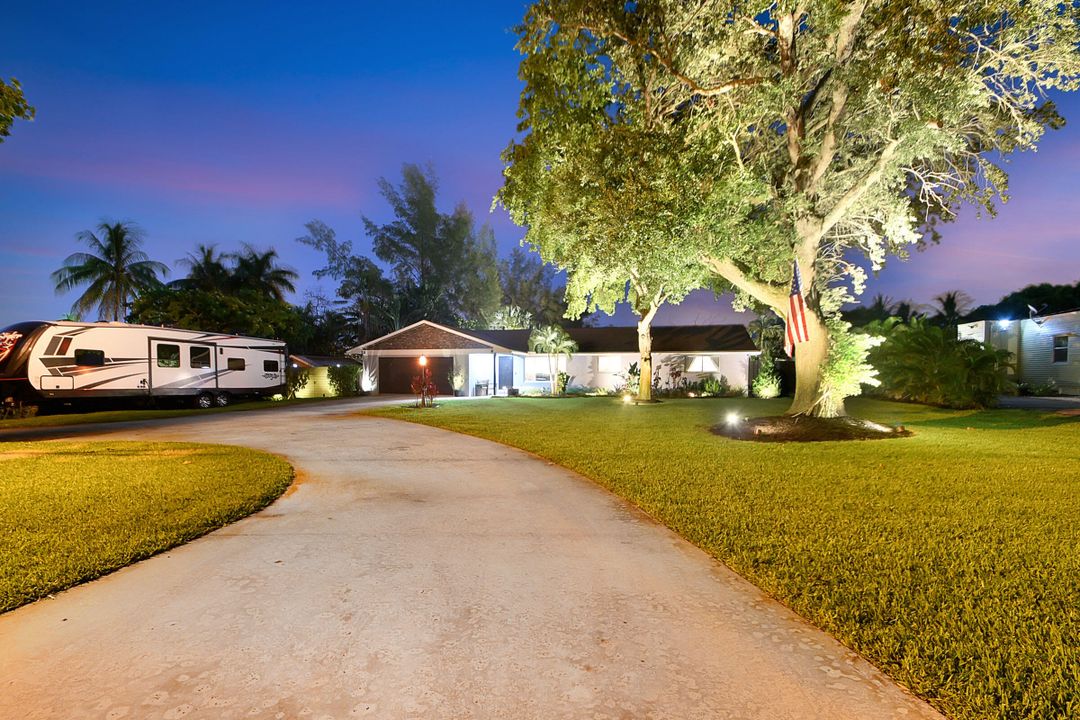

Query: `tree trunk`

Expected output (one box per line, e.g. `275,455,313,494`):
785,306,845,417
636,309,656,401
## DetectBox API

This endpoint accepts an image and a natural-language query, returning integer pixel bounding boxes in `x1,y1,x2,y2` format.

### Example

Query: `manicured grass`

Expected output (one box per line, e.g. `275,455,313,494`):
0,441,293,613
367,397,1080,720
0,395,342,431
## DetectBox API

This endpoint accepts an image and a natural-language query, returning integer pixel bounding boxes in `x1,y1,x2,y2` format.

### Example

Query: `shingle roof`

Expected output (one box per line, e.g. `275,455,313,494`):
457,325,756,353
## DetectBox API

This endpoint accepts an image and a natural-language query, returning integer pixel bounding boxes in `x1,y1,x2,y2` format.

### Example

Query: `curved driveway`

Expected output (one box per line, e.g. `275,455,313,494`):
0,400,943,720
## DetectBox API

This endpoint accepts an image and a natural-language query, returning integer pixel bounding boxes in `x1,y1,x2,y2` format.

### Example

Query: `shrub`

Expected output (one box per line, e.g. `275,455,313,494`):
752,351,782,399
555,371,573,396
866,318,1013,408
327,364,360,397
286,366,309,398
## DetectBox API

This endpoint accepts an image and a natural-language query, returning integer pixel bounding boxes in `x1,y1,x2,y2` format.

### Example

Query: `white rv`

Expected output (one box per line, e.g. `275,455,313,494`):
0,321,287,408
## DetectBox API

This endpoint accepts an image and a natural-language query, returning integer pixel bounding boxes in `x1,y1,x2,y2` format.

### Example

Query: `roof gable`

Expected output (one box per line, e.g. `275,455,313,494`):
357,321,498,351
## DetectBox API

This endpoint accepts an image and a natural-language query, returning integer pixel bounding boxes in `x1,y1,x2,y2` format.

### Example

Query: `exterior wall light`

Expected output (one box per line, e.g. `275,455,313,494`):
997,319,1011,329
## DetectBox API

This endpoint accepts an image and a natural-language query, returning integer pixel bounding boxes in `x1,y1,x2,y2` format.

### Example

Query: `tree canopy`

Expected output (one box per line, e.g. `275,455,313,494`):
51,220,168,321
505,0,1080,415
0,77,34,143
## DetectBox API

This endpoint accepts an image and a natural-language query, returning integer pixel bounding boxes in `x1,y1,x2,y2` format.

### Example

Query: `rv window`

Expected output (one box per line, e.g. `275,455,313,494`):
190,346,211,368
156,344,180,368
227,358,246,371
74,349,105,367
1053,336,1069,364
263,359,279,372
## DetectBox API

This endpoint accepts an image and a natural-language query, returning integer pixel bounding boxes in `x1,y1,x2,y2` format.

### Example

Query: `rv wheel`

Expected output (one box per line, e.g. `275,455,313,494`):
214,393,230,408
195,393,214,409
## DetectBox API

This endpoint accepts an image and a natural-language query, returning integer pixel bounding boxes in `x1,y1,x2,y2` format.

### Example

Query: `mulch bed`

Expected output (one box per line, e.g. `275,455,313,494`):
711,415,912,443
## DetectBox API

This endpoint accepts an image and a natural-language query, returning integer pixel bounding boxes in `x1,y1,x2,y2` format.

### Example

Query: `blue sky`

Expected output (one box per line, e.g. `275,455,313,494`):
2,2,1078,328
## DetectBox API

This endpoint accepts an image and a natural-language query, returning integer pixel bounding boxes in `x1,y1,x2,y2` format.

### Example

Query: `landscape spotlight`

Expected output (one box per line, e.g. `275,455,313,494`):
622,394,633,404
997,319,1011,329
726,412,740,425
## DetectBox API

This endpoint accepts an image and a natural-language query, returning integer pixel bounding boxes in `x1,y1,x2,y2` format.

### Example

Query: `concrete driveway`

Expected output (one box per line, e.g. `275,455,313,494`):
0,400,943,720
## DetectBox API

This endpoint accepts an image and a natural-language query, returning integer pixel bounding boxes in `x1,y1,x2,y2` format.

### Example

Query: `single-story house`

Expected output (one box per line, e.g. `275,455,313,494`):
288,354,363,398
348,320,759,396
958,309,1079,395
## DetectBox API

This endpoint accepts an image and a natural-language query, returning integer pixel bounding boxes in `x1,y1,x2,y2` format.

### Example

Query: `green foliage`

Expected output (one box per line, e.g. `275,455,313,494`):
499,246,570,325
129,286,308,345
529,325,578,395
450,368,466,392
555,371,572,396
51,221,168,322
0,77,34,143
0,441,292,613
866,318,1013,408
966,280,1080,321
753,352,782,399
363,164,502,326
507,0,1080,414
326,363,360,397
286,366,309,399
818,319,881,418
370,397,1080,720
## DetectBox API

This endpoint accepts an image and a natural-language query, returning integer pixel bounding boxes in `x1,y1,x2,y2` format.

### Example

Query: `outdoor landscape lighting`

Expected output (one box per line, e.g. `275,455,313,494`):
997,319,1011,329
418,355,428,367
726,412,740,425
622,393,633,404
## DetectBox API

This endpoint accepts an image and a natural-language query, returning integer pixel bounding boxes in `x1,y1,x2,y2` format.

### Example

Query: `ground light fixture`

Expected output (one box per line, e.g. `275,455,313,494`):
726,412,740,425
622,393,633,404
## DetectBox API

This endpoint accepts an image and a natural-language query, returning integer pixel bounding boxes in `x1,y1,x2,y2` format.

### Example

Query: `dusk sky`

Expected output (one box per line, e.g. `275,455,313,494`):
3,2,1079,329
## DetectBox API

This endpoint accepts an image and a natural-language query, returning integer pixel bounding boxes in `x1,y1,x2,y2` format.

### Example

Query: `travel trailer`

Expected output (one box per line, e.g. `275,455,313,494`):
0,321,287,409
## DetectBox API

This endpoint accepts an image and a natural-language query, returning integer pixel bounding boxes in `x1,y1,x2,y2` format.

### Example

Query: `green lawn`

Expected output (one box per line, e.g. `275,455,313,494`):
0,395,342,431
367,397,1080,720
0,441,293,613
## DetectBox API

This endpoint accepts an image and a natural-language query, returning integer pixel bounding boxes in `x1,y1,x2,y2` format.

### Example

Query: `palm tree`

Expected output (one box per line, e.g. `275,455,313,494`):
228,245,298,302
529,324,577,395
932,290,974,332
51,220,168,321
174,244,230,292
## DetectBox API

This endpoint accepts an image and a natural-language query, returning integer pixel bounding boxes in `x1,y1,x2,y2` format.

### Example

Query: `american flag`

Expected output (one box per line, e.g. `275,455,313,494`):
784,261,810,358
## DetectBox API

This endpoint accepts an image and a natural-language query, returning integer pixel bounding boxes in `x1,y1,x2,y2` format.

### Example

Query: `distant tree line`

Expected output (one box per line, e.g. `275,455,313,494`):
50,164,574,355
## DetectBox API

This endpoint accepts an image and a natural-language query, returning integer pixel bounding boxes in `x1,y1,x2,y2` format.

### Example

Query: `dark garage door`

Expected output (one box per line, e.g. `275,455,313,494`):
379,356,454,395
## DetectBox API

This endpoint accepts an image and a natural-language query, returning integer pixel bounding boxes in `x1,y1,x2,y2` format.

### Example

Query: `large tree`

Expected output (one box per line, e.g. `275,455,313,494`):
228,245,298,302
0,77,34,143
499,246,570,325
363,164,502,326
52,220,168,321
509,0,1080,416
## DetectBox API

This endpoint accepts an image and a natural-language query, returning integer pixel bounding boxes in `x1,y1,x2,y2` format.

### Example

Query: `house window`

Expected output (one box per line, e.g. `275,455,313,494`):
524,356,551,382
263,359,279,372
687,356,719,373
190,346,211,368
227,358,246,371
597,356,622,374
1052,336,1069,364
156,344,180,368
74,349,105,366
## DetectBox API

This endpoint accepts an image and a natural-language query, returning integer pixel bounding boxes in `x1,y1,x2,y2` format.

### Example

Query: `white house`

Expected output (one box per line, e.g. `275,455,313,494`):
348,320,759,396
958,309,1080,395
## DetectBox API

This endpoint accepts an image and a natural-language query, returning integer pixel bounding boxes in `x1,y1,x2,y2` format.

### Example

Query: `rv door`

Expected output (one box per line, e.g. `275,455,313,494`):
149,340,216,395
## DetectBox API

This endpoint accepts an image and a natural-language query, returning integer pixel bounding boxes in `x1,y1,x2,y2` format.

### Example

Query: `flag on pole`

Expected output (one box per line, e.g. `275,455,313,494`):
784,261,810,358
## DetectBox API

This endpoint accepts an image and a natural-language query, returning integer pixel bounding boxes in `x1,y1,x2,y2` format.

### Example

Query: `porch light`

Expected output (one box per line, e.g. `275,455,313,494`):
997,319,1011,329
419,355,428,367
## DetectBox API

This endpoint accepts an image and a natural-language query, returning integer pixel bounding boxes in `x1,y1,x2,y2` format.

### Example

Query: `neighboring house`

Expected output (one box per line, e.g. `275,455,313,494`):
289,355,362,398
958,309,1080,395
348,320,758,396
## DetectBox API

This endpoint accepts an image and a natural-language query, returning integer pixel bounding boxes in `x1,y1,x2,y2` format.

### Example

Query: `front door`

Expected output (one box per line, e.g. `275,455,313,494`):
498,355,514,390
